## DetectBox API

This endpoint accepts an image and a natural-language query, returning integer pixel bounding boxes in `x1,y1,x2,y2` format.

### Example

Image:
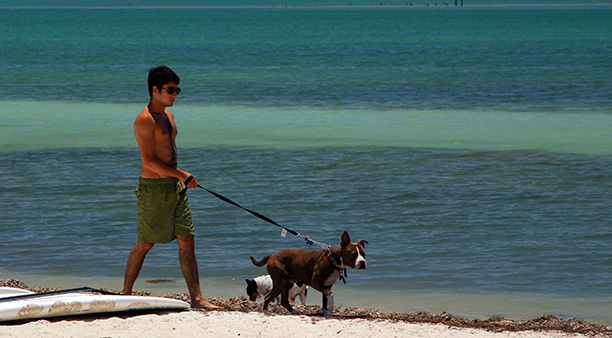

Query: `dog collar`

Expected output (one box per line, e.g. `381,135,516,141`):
325,247,342,269
325,248,347,284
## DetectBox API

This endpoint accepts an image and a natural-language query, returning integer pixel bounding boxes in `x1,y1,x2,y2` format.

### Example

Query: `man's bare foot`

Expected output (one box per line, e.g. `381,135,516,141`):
191,298,222,310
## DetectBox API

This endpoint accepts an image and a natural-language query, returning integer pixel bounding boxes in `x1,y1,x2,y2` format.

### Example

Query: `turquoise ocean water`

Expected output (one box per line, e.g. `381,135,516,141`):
1,2,612,323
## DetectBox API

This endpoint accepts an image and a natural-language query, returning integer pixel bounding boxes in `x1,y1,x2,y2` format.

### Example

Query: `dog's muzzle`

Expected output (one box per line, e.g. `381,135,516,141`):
356,259,366,270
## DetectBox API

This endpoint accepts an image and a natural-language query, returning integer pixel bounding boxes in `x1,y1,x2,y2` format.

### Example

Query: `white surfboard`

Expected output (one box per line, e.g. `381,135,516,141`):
0,287,190,322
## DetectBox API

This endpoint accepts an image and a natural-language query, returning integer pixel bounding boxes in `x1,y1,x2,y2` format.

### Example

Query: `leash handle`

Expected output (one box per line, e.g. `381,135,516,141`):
184,175,195,185
179,175,195,197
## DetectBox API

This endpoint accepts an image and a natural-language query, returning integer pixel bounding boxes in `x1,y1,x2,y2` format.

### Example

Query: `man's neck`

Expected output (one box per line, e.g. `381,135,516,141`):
147,101,166,114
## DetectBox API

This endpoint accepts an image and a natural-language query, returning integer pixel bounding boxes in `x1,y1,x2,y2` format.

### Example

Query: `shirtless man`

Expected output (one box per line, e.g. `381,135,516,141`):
122,65,219,309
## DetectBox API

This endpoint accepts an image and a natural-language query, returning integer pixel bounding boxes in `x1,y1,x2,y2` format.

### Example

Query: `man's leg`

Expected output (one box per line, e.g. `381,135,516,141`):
176,234,220,309
122,241,154,295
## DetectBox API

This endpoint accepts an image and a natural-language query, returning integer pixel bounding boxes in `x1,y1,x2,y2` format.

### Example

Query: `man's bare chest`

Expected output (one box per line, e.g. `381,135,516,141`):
151,113,177,140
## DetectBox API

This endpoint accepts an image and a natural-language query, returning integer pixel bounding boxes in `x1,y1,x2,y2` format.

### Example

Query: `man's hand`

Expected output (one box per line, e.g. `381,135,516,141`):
178,168,198,189
179,174,198,197
184,174,198,189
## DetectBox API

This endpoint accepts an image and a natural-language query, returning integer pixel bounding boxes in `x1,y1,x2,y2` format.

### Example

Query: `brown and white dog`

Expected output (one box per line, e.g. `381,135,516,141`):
250,231,367,316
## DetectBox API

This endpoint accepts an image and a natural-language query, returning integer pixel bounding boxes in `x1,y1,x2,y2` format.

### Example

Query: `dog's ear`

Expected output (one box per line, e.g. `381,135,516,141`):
358,239,369,248
341,231,351,248
245,279,255,286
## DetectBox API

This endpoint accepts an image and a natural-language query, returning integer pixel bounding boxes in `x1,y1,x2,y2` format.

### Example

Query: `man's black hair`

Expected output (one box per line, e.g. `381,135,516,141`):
148,65,180,97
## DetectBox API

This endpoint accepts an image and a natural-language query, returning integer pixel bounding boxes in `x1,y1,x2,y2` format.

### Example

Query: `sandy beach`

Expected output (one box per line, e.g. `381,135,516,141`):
0,309,598,338
1,280,610,338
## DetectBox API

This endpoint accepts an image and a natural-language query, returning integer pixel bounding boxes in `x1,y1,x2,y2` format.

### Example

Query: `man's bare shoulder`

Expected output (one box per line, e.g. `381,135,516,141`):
165,109,175,121
134,107,155,127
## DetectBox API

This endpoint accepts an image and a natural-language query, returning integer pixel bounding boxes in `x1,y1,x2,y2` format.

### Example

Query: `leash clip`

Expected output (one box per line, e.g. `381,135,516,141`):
340,269,347,284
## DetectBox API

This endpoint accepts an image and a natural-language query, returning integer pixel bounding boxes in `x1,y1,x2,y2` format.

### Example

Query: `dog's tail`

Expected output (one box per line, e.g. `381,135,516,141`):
250,255,270,267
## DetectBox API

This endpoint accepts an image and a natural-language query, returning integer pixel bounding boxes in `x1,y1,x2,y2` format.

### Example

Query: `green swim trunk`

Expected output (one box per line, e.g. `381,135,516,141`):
135,177,194,243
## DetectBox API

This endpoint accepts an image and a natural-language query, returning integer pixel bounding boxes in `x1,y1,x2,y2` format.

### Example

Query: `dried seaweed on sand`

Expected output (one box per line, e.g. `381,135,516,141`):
2,279,610,336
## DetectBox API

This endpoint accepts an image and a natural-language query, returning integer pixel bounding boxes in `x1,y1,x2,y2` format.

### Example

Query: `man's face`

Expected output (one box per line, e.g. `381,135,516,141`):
155,81,180,107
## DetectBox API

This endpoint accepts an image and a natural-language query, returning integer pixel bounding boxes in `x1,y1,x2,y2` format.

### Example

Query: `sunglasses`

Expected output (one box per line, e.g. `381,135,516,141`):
160,86,181,95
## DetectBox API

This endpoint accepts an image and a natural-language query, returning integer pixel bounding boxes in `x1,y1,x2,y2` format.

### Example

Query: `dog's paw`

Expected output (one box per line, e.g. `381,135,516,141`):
291,309,303,315
321,309,332,317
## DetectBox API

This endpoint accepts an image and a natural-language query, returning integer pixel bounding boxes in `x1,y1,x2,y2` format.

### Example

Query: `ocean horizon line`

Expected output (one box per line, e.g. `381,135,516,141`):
2,3,612,9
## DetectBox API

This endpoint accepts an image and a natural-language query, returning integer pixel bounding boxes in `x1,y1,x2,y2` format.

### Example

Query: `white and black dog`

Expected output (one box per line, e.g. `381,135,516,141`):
246,274,308,305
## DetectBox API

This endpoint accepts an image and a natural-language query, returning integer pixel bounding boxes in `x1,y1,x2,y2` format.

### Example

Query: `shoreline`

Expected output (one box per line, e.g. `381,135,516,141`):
1,279,610,337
